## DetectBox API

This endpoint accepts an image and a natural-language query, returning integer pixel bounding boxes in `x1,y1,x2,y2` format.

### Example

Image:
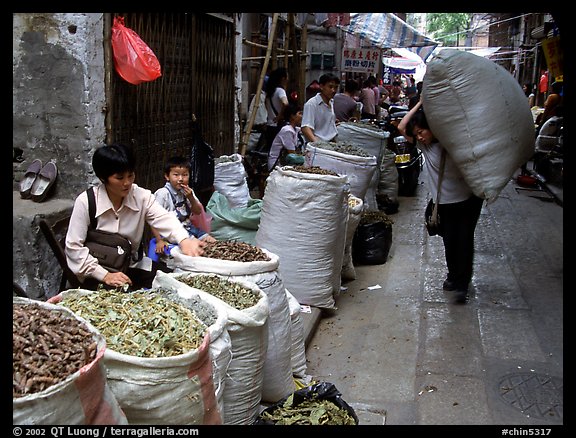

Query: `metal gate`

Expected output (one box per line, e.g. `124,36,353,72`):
106,12,235,193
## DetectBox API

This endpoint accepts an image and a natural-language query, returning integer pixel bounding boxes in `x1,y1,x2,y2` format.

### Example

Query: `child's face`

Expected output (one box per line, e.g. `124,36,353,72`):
165,166,190,190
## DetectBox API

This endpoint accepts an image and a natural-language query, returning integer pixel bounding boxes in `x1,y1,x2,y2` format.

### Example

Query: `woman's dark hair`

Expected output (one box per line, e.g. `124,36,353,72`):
345,79,359,93
264,67,288,97
282,102,302,124
551,81,562,95
405,107,430,139
92,143,136,182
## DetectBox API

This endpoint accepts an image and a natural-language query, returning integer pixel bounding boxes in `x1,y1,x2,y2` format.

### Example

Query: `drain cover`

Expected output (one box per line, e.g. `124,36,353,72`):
499,373,563,420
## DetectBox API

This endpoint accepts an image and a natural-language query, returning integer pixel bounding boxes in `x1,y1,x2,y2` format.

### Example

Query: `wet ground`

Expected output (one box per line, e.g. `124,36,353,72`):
304,165,563,427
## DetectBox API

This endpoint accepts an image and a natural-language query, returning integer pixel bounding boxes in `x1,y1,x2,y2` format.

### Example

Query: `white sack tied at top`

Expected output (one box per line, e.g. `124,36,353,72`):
213,153,251,208
422,49,535,202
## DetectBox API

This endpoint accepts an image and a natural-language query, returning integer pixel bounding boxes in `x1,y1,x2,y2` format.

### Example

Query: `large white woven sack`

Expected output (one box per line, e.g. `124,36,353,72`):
167,247,295,404
422,49,535,202
214,153,251,208
154,271,270,425
14,297,127,425
255,166,349,310
50,289,224,425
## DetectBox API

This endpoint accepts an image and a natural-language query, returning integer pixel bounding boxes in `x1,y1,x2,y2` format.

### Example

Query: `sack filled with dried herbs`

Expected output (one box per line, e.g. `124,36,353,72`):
13,297,127,425
50,288,222,425
168,243,296,404
154,271,270,425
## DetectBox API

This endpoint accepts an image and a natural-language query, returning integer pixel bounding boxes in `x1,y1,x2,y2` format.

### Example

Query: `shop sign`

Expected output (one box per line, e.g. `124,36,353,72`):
341,47,381,73
542,36,563,78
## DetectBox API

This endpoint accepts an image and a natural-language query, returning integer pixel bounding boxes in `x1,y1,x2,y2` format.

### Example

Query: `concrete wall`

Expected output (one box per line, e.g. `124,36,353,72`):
13,13,106,299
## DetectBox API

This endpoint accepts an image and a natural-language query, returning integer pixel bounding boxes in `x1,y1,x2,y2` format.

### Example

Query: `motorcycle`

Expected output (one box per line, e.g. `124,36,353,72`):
378,105,424,197
533,115,563,186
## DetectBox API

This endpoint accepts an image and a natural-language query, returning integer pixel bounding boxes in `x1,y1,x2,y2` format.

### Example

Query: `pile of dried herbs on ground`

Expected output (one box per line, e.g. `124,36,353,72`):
60,289,206,358
13,302,98,397
259,393,357,425
359,210,394,227
202,240,270,262
175,274,260,310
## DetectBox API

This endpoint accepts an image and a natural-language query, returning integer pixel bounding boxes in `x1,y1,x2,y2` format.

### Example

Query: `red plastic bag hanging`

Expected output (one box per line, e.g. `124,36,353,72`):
111,16,161,85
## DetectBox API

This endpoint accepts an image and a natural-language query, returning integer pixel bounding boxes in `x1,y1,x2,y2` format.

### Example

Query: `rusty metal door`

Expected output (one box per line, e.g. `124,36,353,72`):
106,13,235,193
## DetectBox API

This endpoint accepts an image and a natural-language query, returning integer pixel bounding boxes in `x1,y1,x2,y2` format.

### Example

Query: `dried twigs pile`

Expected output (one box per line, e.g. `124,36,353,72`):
60,290,206,358
202,240,270,262
289,165,339,177
13,302,97,398
360,210,394,227
312,141,371,157
175,274,260,310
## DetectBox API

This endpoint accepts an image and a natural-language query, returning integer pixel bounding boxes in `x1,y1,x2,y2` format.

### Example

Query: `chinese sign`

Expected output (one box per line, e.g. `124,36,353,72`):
341,47,381,73
542,36,563,78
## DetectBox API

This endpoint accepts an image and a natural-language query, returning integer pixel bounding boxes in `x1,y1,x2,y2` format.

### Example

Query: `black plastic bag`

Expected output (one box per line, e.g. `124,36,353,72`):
352,221,392,265
254,381,359,425
190,120,215,191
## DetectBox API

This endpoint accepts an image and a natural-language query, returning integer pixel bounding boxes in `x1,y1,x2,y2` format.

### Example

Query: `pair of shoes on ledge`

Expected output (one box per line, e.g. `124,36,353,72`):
19,159,58,202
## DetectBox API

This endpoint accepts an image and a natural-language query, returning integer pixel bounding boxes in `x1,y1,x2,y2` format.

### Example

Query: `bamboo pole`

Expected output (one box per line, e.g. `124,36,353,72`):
242,53,305,62
239,12,279,156
103,13,114,144
299,18,308,108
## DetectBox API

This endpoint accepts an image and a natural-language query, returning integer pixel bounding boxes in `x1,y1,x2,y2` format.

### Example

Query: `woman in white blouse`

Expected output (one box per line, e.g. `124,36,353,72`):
65,143,205,290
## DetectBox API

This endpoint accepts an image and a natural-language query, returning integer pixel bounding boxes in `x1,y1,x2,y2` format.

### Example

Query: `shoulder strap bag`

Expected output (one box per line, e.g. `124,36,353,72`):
425,149,446,237
84,187,133,273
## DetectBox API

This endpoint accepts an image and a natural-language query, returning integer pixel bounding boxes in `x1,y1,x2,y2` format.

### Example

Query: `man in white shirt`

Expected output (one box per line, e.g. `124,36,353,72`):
301,73,340,143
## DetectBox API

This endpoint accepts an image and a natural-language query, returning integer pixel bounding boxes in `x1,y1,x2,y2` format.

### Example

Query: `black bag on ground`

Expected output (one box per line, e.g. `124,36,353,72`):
84,188,132,273
253,381,359,425
424,198,442,237
352,220,392,265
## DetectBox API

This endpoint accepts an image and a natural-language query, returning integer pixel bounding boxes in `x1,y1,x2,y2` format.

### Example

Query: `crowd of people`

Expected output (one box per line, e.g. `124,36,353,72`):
64,65,561,305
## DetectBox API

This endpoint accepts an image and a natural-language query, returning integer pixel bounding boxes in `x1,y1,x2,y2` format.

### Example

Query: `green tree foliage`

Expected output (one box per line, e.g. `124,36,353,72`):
426,13,473,46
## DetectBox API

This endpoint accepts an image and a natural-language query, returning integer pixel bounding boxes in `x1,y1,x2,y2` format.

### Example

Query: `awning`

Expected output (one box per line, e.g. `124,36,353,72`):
383,48,426,69
339,13,438,60
383,48,427,81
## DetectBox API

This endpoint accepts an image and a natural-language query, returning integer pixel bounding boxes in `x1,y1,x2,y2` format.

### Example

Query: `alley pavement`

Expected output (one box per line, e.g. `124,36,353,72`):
303,166,563,428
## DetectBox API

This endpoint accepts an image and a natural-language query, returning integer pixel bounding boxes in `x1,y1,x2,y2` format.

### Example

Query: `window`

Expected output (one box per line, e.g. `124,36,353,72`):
323,53,335,70
310,53,322,69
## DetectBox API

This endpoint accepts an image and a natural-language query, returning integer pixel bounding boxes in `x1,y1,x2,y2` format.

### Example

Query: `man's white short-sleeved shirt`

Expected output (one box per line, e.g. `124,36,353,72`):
302,93,338,141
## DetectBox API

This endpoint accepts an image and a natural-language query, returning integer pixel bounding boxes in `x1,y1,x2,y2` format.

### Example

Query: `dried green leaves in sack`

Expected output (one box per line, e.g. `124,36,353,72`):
254,381,358,425
59,289,207,358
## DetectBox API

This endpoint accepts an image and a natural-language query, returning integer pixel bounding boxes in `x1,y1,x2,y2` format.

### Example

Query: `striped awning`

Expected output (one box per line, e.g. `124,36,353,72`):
340,13,438,60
